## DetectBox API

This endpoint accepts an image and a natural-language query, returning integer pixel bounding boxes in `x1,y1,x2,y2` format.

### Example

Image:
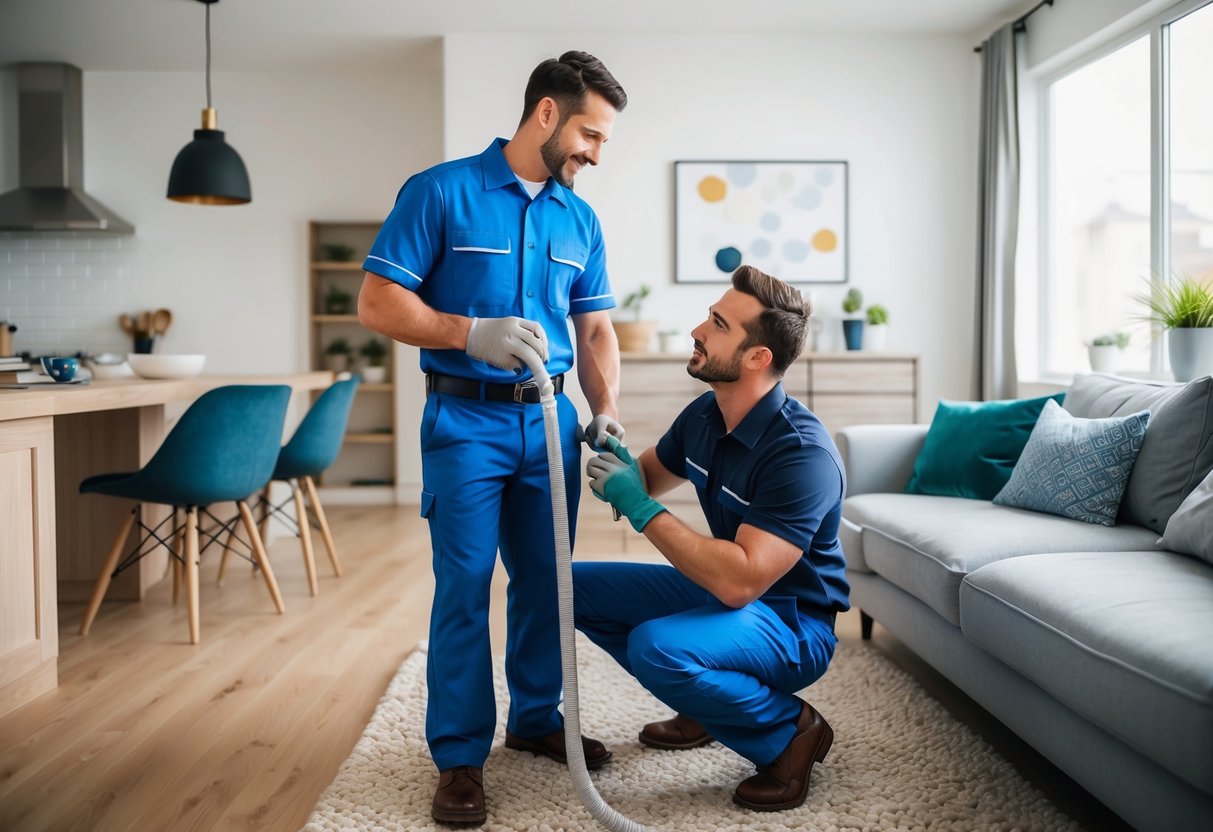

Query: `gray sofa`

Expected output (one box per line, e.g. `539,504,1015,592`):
836,373,1213,831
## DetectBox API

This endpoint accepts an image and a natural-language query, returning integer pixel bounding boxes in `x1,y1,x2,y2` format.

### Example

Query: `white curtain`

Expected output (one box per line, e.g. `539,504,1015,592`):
975,23,1020,401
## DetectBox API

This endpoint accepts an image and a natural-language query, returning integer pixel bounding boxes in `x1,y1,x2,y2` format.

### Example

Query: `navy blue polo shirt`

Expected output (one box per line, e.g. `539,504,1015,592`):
655,382,850,617
363,138,617,382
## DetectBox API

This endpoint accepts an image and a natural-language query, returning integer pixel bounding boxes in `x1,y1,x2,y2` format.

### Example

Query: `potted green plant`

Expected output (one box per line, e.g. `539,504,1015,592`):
321,243,356,262
1136,276,1213,381
324,285,353,315
1086,331,1130,374
359,337,388,383
864,303,889,351
612,285,658,352
324,337,352,373
841,287,864,351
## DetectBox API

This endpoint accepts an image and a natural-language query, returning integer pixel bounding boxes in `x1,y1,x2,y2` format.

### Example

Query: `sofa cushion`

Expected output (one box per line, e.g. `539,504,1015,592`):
1159,466,1213,565
960,551,1213,794
993,400,1150,526
1065,373,1213,533
905,393,1064,500
843,493,1158,625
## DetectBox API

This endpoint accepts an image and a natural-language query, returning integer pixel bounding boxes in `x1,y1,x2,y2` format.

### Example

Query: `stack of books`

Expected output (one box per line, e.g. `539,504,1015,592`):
0,356,54,386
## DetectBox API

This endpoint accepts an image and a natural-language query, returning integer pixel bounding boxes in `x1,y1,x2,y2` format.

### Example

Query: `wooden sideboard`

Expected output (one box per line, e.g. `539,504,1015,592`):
617,352,920,501
0,372,332,718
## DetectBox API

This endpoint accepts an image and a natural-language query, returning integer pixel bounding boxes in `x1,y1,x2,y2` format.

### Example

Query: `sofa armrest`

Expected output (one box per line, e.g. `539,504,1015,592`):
836,423,929,496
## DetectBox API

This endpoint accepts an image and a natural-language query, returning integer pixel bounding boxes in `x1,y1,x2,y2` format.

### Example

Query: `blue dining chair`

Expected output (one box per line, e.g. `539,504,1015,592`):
219,376,359,596
78,384,293,644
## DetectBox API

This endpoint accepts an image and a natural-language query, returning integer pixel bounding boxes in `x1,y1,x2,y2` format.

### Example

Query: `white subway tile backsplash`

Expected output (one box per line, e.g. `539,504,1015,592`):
0,233,142,357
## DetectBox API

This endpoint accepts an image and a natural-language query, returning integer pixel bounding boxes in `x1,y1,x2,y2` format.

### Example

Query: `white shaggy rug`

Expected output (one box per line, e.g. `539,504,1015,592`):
303,635,1079,831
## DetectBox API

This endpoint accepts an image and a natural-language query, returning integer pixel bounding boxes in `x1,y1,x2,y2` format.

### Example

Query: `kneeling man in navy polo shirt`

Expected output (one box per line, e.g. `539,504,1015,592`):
575,265,849,812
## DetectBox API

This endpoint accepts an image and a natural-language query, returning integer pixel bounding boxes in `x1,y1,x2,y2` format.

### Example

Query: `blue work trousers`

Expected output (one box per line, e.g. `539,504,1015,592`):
573,561,837,766
420,390,581,770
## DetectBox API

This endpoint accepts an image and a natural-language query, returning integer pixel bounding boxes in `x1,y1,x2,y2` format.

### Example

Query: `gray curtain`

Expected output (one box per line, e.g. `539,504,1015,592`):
975,23,1020,401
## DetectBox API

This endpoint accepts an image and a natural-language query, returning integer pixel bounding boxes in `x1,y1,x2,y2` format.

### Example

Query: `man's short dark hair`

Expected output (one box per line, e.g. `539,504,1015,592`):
732,265,812,376
519,51,628,127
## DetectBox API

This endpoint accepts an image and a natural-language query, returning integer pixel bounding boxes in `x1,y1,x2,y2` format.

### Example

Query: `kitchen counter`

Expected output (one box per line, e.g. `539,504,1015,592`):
0,371,334,718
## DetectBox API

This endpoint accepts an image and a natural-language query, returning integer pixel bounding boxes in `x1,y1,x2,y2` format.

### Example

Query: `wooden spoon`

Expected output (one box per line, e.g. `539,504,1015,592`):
136,310,150,336
119,313,136,335
152,308,173,336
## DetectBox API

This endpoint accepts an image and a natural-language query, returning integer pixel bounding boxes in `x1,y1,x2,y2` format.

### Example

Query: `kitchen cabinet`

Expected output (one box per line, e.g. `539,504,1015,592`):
308,221,397,503
617,352,920,503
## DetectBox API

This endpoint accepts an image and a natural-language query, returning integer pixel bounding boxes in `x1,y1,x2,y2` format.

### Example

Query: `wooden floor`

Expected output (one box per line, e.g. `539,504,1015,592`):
0,504,1128,832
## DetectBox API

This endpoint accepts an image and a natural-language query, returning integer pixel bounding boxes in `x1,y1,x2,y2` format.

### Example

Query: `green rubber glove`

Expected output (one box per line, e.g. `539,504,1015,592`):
585,436,667,533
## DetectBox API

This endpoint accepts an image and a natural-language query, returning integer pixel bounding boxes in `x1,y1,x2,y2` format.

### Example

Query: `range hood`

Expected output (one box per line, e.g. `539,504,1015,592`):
0,62,134,234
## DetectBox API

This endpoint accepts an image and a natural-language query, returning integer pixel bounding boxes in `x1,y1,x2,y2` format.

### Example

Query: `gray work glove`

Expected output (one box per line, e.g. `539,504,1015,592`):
465,317,549,372
582,414,625,453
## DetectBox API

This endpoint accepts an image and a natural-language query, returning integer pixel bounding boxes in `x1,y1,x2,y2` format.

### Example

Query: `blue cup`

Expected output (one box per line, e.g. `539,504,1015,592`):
40,356,79,382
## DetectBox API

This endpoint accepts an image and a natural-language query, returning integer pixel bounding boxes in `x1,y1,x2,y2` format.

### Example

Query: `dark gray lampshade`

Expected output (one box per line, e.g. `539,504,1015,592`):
166,128,251,205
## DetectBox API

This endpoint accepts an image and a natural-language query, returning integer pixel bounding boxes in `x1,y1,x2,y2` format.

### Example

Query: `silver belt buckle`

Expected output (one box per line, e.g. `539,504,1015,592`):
514,379,539,403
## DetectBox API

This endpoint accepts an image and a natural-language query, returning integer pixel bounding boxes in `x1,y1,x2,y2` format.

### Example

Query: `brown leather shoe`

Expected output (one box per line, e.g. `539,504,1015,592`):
431,766,486,825
639,713,715,750
732,699,833,812
504,728,613,770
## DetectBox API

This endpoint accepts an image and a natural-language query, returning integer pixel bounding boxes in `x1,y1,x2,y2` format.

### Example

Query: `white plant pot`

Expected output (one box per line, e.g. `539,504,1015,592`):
863,324,888,351
1087,344,1120,374
361,365,387,384
324,354,349,373
1168,328,1213,382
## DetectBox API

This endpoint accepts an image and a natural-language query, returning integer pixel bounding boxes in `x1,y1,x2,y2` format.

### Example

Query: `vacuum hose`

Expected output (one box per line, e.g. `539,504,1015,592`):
521,354,647,832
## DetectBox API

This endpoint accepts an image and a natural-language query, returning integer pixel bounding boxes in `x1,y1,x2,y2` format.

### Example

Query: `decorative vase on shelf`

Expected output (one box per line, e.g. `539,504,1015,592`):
841,319,864,351
863,324,888,351
361,365,387,384
1168,328,1213,382
613,320,658,352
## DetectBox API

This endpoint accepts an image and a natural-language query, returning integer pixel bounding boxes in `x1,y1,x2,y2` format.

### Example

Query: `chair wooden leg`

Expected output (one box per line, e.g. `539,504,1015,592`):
238,500,285,614
170,522,185,606
216,515,236,585
303,475,342,578
185,507,200,644
292,480,319,596
80,507,138,636
258,484,272,546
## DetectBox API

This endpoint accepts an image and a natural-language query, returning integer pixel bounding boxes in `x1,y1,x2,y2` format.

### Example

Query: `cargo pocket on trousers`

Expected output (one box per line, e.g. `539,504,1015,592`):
420,490,435,519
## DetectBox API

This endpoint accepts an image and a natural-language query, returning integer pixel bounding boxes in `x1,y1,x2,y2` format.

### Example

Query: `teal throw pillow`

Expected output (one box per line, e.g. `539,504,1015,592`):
993,400,1150,526
905,393,1065,500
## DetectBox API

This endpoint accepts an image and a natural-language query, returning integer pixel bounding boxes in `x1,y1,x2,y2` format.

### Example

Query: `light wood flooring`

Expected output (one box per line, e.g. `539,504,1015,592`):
0,504,1128,832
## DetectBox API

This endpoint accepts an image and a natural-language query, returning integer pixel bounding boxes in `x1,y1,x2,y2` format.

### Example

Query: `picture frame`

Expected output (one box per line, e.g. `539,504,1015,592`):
674,160,849,284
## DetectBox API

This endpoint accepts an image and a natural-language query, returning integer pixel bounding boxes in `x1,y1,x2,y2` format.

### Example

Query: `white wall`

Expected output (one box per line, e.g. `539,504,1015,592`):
443,32,981,432
0,44,443,369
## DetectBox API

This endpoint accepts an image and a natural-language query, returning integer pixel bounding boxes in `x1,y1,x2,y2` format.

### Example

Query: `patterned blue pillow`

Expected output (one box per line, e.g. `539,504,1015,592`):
993,399,1150,526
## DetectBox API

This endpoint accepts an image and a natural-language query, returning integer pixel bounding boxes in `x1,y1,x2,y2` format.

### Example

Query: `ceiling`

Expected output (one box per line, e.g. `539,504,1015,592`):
0,0,1042,72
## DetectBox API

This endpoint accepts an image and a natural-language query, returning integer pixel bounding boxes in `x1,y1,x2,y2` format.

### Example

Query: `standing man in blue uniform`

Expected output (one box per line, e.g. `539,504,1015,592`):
575,266,849,813
358,51,628,826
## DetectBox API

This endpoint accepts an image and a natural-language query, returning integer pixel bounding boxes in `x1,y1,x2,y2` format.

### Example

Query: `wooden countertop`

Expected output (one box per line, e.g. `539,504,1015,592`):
0,372,335,422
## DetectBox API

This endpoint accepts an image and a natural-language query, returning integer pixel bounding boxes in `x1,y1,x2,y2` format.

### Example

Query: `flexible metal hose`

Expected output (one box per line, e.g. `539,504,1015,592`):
521,354,647,832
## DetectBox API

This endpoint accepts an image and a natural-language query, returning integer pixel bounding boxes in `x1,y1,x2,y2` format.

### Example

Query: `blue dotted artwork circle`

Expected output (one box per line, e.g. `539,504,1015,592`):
751,238,772,257
783,239,810,263
760,212,781,232
726,164,758,186
715,246,743,273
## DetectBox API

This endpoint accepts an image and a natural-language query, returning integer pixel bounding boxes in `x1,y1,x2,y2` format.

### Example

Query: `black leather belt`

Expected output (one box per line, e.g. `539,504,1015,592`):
425,371,564,404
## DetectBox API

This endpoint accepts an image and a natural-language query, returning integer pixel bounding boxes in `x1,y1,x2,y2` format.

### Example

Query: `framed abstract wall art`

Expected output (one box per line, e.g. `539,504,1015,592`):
674,160,848,284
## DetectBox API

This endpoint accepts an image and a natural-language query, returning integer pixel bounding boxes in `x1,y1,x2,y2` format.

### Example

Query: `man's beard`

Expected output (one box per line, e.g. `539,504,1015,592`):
687,341,744,383
540,121,575,188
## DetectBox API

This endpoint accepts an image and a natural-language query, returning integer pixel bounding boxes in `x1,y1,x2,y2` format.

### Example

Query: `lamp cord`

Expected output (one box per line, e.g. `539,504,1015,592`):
205,1,212,110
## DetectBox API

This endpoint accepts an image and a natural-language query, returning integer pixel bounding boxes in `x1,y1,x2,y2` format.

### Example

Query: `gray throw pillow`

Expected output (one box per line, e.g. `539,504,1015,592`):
1064,373,1213,533
1158,467,1213,564
994,400,1150,526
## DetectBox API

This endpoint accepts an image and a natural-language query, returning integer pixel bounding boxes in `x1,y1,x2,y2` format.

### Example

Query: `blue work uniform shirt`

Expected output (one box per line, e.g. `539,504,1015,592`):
655,382,850,618
363,138,616,382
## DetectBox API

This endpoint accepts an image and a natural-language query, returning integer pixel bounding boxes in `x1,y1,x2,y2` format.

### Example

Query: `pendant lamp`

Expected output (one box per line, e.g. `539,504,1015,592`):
167,0,251,205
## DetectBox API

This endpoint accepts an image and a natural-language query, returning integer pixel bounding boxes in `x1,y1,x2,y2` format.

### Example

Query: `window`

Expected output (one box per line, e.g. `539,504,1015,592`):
1030,0,1213,380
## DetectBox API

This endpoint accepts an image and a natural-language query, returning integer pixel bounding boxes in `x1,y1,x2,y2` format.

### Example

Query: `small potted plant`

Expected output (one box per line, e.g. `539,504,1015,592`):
1136,276,1213,382
841,288,864,351
865,304,889,351
321,243,356,262
324,285,353,315
657,329,683,353
1086,332,1130,374
324,338,352,373
359,338,389,383
612,285,658,352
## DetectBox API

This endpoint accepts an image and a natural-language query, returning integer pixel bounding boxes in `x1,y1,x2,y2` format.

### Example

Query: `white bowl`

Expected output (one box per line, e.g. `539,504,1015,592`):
127,353,206,379
88,360,136,379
